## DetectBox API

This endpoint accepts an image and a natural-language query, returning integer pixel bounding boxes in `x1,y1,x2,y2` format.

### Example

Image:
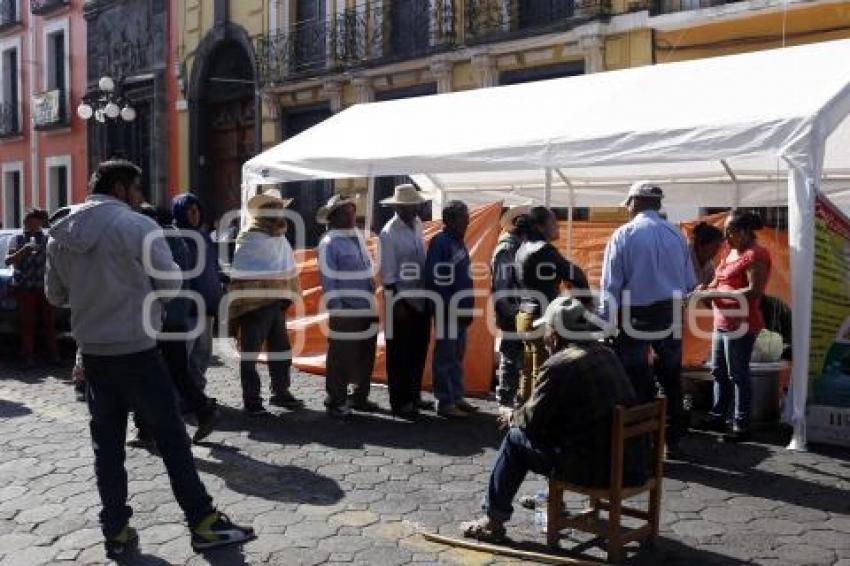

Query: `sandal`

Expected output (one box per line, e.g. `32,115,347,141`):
460,517,507,544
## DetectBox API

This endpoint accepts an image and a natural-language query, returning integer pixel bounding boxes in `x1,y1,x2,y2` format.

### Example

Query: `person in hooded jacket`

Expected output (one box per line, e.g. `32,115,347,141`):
45,160,254,559
131,205,219,449
172,194,223,391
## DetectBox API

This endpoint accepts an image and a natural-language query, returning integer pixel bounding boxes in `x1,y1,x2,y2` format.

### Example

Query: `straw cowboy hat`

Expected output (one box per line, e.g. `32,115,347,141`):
245,188,293,224
499,205,531,230
380,184,430,206
317,194,357,225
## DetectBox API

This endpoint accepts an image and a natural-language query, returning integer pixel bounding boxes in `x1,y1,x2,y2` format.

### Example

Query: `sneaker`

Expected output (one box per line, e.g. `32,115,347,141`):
74,385,86,403
415,398,435,411
105,525,139,560
269,391,304,410
455,399,479,414
193,402,220,444
191,511,256,552
438,406,468,419
350,399,380,413
327,404,352,420
244,404,269,417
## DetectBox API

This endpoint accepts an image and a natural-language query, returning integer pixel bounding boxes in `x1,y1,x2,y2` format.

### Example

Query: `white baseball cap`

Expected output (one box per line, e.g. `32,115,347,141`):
622,181,663,206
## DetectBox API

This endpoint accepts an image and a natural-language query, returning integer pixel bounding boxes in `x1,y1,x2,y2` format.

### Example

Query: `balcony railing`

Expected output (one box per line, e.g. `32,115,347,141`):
0,0,21,30
258,0,458,84
465,0,609,44
0,102,20,138
31,0,70,16
257,0,615,85
650,0,743,14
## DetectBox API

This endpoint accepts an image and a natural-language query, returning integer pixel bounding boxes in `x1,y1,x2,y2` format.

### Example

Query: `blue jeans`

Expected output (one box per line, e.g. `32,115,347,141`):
709,330,757,429
84,348,214,538
496,337,523,407
432,324,468,411
484,427,557,521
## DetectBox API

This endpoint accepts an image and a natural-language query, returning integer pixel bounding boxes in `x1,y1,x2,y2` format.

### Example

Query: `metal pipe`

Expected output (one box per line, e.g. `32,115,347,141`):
365,175,375,235
544,167,552,206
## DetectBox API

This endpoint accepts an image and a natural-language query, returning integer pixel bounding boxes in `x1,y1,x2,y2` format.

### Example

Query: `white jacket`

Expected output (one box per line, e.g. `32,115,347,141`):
45,194,180,355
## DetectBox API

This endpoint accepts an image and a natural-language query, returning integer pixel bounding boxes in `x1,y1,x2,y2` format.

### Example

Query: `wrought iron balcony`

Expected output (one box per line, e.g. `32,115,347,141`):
0,0,21,31
31,0,70,16
649,0,743,14
257,0,615,85
257,0,457,84
0,101,20,138
465,0,609,43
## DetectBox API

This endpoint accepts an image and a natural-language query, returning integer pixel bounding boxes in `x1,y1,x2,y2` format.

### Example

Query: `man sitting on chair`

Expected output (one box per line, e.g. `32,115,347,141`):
461,296,647,543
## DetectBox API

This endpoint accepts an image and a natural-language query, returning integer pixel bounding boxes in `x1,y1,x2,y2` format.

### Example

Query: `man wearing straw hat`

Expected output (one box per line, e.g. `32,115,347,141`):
317,194,380,419
491,205,530,414
229,188,303,416
379,184,434,419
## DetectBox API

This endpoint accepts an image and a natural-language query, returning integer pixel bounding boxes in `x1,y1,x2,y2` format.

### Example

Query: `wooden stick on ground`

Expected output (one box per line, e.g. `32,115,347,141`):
421,532,600,565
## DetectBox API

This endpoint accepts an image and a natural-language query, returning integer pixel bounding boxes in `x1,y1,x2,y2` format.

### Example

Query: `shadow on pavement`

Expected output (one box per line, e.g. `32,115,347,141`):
667,431,850,515
0,398,32,418
194,444,344,505
627,536,749,565
208,404,500,458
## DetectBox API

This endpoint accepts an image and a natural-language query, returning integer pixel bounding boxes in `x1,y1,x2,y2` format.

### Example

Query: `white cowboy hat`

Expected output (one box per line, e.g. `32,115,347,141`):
380,184,430,206
499,205,531,230
317,194,357,225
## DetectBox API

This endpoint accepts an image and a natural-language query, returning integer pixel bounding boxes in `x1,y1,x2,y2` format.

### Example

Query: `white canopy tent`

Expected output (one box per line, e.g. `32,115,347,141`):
244,38,850,449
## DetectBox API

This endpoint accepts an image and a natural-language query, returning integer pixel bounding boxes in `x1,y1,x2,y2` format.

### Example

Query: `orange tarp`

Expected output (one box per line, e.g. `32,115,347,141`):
286,203,503,396
556,213,791,369
285,206,791,396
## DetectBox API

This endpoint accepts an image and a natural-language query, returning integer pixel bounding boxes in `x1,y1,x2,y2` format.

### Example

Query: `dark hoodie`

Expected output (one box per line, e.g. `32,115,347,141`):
172,194,223,317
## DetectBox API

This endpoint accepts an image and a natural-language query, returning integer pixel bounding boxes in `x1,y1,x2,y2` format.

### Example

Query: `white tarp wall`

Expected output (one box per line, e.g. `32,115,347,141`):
244,39,850,449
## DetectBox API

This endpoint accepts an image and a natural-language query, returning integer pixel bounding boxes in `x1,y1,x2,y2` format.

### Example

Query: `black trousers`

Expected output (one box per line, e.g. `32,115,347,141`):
239,302,292,409
85,348,214,537
135,327,213,437
386,300,431,411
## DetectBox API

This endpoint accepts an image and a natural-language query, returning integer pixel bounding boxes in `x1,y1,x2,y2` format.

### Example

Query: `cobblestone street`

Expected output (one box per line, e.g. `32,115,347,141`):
1,355,849,566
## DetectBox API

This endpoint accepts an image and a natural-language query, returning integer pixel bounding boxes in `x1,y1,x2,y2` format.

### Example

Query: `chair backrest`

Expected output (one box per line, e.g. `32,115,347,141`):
609,397,667,492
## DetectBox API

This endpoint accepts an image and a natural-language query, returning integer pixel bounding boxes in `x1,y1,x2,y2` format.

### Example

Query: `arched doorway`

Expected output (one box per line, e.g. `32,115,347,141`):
189,25,257,224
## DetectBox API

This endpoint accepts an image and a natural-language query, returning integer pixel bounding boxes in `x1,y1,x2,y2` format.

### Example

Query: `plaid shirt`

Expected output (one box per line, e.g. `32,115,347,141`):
9,232,48,290
512,341,648,487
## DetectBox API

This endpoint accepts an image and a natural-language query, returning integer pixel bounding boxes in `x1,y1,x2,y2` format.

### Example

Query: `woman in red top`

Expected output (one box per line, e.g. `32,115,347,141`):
697,212,771,442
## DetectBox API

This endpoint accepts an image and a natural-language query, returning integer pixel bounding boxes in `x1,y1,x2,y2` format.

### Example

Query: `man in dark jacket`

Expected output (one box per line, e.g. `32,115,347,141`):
491,206,529,412
132,205,219,447
461,296,646,543
424,201,477,418
172,194,223,391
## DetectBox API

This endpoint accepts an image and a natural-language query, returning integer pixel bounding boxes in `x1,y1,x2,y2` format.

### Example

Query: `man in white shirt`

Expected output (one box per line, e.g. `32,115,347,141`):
379,184,433,419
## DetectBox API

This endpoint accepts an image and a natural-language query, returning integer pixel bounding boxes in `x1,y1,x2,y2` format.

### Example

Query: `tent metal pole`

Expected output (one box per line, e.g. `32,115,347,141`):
554,169,575,258
544,168,553,207
720,159,740,210
365,175,376,235
424,174,445,220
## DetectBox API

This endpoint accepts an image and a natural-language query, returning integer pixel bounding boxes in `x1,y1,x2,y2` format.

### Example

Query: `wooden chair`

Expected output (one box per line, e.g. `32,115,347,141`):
547,397,666,563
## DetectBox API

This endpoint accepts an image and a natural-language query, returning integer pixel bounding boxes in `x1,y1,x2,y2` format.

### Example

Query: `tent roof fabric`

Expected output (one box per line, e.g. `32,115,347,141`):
244,39,850,207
